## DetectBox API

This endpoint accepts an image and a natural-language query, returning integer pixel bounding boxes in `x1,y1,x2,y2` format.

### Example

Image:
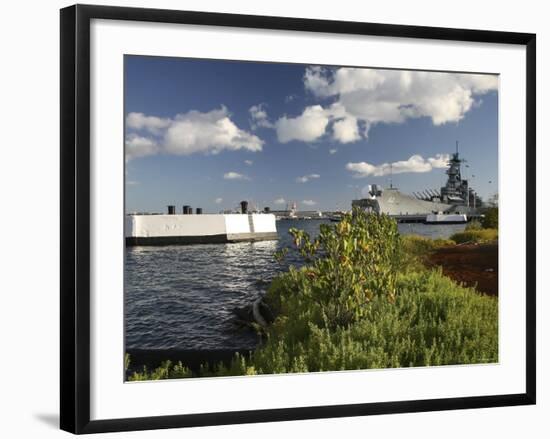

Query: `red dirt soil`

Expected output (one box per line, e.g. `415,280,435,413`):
426,243,498,297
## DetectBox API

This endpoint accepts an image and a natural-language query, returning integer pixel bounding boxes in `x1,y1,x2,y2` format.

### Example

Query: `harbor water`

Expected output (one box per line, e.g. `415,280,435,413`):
125,220,466,351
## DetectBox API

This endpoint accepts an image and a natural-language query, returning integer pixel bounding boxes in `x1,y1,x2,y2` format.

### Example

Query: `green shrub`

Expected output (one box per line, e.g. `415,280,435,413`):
267,210,402,330
481,207,498,229
450,229,498,244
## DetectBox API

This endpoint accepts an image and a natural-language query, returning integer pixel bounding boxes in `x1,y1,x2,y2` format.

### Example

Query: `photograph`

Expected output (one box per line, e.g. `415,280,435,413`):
123,55,500,381
0,0,543,436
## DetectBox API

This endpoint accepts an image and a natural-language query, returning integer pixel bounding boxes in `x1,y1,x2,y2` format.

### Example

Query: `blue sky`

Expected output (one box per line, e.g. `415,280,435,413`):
125,56,498,213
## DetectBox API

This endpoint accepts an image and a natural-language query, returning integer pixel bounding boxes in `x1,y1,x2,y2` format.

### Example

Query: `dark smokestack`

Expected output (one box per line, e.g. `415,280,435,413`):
188,207,193,215
167,205,176,215
196,208,203,215
183,205,190,214
263,206,270,213
240,200,248,214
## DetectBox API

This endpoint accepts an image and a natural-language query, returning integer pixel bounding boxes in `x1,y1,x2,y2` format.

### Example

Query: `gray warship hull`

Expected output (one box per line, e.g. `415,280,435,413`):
352,188,474,218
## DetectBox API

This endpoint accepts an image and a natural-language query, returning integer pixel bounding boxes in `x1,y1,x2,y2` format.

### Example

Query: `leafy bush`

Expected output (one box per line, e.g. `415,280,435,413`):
450,229,498,244
481,207,498,229
267,210,402,330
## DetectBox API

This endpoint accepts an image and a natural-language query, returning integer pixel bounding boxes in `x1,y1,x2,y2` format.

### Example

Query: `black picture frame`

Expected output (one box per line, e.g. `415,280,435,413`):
60,4,536,434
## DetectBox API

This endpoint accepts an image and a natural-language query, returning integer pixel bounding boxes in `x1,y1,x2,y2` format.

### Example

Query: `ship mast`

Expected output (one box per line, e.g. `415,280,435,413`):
458,141,470,207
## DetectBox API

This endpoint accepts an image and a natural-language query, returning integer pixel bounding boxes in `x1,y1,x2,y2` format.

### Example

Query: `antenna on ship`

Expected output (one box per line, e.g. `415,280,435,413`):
389,163,393,189
456,140,459,155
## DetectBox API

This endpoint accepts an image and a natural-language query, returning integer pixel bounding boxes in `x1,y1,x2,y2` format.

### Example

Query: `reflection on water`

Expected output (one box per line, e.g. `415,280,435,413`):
125,220,465,350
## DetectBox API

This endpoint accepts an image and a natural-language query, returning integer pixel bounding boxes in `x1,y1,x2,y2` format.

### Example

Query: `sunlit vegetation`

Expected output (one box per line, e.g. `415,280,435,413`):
400,234,454,269
127,357,193,381
450,209,498,244
450,228,498,244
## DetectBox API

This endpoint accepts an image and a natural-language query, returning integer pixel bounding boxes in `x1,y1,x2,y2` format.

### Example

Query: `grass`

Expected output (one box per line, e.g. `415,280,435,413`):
126,210,498,380
450,228,498,244
402,234,453,259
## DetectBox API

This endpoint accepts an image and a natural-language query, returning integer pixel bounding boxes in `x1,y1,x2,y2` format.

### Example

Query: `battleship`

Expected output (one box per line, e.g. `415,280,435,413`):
352,146,483,223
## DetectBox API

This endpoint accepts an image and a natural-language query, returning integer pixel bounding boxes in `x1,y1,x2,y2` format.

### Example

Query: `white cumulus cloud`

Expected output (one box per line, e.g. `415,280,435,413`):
332,115,360,143
244,160,253,166
125,107,263,160
126,112,170,134
427,154,452,168
329,148,338,154
303,66,498,140
223,171,250,181
215,197,223,204
296,173,321,183
274,198,286,205
275,105,330,143
346,154,450,178
125,134,159,160
164,107,263,155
